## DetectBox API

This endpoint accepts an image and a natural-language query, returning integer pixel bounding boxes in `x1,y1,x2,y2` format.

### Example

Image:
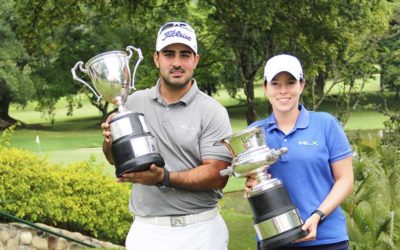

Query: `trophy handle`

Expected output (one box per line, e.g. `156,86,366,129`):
71,61,102,102
126,46,144,91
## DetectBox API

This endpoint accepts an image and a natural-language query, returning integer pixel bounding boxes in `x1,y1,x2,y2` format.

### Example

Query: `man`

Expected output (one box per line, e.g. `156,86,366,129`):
101,21,232,250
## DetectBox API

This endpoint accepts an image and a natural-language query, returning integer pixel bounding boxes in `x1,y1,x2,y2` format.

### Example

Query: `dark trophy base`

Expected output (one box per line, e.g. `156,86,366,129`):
115,153,165,177
260,226,308,249
249,179,307,249
111,131,165,177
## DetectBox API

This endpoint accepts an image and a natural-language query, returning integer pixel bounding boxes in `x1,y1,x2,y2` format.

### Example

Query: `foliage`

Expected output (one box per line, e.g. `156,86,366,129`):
0,123,19,148
198,0,391,124
379,2,400,99
382,114,400,148
343,135,400,249
2,0,191,124
0,145,132,244
2,0,397,127
0,0,34,127
0,0,33,103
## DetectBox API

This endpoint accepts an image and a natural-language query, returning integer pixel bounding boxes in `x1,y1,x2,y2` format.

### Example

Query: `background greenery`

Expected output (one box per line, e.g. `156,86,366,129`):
3,85,399,249
1,0,400,249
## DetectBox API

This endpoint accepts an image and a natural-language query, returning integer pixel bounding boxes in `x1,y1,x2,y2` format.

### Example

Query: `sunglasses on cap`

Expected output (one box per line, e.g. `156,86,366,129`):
158,22,195,34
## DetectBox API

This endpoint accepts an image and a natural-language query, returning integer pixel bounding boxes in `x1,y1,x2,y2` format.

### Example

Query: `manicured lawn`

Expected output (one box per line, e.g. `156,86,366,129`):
221,192,257,250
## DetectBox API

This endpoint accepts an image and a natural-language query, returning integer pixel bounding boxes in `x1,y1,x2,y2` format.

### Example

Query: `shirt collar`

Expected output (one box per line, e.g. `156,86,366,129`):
266,104,310,132
149,78,198,106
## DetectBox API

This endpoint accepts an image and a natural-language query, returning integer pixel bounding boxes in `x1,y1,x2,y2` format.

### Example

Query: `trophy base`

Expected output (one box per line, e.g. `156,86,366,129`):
115,153,165,177
260,226,308,249
249,179,306,249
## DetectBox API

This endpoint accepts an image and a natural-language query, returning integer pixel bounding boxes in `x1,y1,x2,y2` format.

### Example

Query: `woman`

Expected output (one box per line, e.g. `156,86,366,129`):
246,54,354,250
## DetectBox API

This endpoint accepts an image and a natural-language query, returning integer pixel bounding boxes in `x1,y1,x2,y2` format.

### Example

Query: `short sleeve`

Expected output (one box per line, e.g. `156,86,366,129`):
200,105,232,162
326,116,352,164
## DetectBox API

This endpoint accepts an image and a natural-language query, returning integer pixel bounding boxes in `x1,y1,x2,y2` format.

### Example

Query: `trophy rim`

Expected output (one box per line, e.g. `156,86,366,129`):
225,126,261,140
220,126,264,157
86,50,128,68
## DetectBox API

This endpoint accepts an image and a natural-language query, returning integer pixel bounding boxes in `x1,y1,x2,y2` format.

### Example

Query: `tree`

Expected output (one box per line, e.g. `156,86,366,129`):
199,0,390,124
0,0,34,128
2,0,191,125
379,2,400,99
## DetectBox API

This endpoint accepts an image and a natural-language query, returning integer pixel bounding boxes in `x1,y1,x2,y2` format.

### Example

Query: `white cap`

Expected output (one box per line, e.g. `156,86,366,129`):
264,54,303,83
156,22,198,54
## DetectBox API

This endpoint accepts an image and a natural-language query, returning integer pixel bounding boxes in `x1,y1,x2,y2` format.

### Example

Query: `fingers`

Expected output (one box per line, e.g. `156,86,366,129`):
101,113,115,143
149,164,163,173
293,215,319,243
245,176,258,189
102,124,112,143
117,164,164,185
244,175,258,197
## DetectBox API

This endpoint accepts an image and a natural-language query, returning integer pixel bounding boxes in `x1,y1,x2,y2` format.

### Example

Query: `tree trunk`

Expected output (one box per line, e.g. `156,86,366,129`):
0,79,19,129
244,79,257,125
315,72,325,97
238,49,260,125
311,72,326,110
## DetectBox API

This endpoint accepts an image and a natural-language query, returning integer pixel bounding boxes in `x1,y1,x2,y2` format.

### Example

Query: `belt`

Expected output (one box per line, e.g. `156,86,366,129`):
134,207,218,227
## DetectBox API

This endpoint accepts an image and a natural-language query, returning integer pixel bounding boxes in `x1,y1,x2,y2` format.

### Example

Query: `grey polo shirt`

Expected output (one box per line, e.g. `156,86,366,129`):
124,79,232,216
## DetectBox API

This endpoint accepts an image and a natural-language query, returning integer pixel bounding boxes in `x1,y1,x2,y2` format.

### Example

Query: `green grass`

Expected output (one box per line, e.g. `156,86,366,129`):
224,178,247,193
324,74,381,94
222,210,256,250
220,192,256,250
11,97,103,125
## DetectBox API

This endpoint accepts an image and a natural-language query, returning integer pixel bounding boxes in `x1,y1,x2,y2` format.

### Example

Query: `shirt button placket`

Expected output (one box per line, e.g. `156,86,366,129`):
161,105,170,127
281,137,289,162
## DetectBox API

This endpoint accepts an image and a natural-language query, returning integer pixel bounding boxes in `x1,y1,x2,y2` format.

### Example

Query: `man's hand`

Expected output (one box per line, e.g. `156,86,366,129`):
101,113,115,164
117,164,164,186
101,114,114,144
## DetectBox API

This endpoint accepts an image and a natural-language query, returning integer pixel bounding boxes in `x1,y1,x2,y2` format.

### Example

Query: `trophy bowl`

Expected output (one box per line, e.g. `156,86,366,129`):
71,46,165,177
219,127,307,249
84,50,132,104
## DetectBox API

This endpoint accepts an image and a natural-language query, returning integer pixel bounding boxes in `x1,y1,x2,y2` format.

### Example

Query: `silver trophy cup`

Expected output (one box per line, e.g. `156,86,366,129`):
219,127,307,249
71,46,164,177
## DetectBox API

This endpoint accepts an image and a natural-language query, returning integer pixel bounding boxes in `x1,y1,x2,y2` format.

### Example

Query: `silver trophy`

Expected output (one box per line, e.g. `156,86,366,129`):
219,127,306,249
71,46,164,177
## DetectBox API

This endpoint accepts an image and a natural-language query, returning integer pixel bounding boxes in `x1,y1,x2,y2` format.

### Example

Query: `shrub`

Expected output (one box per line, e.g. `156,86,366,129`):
0,146,132,244
343,140,400,248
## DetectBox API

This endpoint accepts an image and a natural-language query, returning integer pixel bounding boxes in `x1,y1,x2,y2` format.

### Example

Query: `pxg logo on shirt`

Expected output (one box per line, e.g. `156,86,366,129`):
162,30,192,42
298,140,319,146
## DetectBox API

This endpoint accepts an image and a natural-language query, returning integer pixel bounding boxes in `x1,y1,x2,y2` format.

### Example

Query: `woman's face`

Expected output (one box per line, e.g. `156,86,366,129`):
263,72,305,115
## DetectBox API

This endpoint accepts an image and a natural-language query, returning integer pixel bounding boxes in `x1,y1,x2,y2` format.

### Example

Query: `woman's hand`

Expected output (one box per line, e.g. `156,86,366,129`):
244,175,258,197
293,213,321,243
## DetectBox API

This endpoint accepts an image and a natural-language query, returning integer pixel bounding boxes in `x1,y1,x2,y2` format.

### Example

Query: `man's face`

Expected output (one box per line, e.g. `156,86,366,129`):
153,43,200,90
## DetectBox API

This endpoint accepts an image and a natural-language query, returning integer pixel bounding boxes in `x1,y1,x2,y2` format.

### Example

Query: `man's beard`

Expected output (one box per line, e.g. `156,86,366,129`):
161,73,193,90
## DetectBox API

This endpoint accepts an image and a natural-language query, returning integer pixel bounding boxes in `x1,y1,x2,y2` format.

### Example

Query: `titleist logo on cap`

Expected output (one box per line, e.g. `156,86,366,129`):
162,30,192,41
